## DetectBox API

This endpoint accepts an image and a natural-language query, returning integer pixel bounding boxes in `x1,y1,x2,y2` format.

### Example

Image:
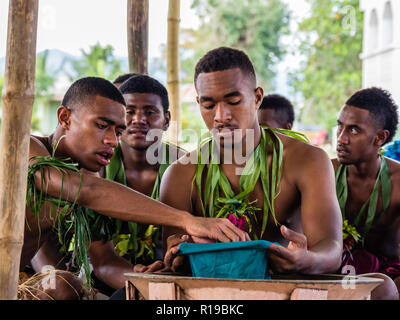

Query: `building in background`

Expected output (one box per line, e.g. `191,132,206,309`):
360,0,400,105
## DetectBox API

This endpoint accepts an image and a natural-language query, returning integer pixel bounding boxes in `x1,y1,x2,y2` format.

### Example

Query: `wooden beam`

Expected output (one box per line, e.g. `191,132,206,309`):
167,0,181,145
127,0,149,74
0,0,39,300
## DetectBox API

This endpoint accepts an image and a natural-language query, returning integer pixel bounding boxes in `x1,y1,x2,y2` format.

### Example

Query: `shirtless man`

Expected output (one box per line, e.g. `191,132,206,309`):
24,76,248,297
333,87,400,299
160,47,342,275
87,74,186,294
257,94,295,129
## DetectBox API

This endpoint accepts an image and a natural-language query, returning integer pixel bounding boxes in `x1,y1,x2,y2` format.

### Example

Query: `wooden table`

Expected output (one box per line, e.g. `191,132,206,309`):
124,272,383,300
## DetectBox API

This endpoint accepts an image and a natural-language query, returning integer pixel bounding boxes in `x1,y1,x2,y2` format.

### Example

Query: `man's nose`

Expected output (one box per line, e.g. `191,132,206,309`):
132,110,146,124
214,103,232,123
104,129,118,148
337,128,349,145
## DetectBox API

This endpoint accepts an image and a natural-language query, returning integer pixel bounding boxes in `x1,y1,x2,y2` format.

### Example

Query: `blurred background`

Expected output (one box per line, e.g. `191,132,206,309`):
1,0,399,157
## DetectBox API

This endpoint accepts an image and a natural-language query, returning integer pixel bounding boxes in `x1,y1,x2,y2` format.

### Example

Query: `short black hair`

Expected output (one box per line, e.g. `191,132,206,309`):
113,73,138,85
62,77,126,109
194,46,256,85
346,87,399,144
119,74,169,113
260,94,295,126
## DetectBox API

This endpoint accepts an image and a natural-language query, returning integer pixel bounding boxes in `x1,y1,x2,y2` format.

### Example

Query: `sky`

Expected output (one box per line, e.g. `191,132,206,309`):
0,0,202,59
0,0,309,59
0,0,309,97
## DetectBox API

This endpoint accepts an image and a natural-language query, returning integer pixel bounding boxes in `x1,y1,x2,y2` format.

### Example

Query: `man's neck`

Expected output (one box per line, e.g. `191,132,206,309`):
348,154,382,180
120,141,161,171
47,130,72,159
217,125,262,166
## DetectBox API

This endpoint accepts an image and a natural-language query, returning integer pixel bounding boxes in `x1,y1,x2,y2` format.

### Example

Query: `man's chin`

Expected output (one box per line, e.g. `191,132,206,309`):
337,156,354,165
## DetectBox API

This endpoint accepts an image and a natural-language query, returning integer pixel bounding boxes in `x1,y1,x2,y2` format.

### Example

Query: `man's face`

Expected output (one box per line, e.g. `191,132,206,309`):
195,68,263,147
336,105,381,164
257,108,291,130
121,92,169,150
63,95,126,172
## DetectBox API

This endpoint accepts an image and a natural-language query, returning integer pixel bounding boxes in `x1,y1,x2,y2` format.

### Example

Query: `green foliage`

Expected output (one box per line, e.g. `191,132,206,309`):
69,42,123,81
181,0,290,89
292,0,363,129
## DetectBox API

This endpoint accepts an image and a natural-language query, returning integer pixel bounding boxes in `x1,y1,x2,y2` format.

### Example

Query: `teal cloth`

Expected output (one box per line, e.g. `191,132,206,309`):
178,240,277,280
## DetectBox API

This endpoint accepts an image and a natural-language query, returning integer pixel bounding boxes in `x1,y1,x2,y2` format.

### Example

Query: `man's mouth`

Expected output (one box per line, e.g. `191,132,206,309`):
336,147,350,157
214,126,237,139
127,127,148,138
95,150,114,166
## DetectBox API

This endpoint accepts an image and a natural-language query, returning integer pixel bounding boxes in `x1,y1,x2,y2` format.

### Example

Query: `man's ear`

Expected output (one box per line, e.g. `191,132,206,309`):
163,111,171,131
375,129,390,147
284,123,292,130
57,105,72,129
254,87,264,111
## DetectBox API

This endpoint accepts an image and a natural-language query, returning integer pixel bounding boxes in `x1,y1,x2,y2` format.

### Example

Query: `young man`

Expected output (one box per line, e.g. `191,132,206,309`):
87,74,186,293
257,94,295,129
160,47,342,276
333,87,400,299
24,77,248,296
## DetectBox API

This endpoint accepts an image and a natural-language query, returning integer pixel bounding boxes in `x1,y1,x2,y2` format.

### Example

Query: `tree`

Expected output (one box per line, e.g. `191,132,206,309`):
292,0,363,129
181,0,290,90
69,42,123,81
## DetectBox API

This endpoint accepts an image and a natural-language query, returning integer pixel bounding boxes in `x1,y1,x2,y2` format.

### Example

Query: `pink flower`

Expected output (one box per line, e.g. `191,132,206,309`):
228,213,246,231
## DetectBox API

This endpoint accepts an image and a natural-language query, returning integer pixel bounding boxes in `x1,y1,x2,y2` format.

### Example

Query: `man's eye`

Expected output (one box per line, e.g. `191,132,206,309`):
350,127,358,134
97,123,107,129
126,110,134,115
116,131,123,137
202,104,215,110
228,100,241,105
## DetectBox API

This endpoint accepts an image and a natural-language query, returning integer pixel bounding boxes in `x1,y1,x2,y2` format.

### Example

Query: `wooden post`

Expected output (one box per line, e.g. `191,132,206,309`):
167,0,181,145
127,0,149,74
0,0,39,300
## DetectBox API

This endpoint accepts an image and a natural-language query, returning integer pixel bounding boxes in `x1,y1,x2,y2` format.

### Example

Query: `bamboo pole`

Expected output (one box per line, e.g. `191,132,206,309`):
127,0,149,74
0,0,39,300
167,0,181,145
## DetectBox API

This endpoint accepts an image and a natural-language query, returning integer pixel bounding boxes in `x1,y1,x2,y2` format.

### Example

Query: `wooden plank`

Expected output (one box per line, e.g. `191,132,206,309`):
148,282,177,300
0,0,39,300
167,0,181,145
125,280,137,300
290,288,328,300
127,0,149,74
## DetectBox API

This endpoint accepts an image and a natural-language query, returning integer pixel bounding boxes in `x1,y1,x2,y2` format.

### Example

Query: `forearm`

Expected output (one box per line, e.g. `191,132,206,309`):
92,256,133,290
37,167,191,229
303,239,342,274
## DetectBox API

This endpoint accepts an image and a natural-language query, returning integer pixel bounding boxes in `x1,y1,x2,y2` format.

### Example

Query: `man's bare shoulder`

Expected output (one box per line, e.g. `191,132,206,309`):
166,143,187,160
331,158,340,172
29,135,50,158
163,149,198,184
277,132,330,164
385,156,400,181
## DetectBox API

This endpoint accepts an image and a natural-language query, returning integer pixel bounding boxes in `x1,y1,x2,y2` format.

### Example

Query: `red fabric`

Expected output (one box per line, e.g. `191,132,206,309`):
340,247,400,280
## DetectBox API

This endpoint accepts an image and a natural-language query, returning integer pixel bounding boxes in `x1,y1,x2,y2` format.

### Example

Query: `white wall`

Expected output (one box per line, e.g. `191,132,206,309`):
360,0,400,105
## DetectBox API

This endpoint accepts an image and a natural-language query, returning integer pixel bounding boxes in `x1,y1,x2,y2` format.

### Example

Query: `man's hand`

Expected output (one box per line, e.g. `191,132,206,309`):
133,260,165,273
184,216,250,243
267,225,310,273
163,234,192,273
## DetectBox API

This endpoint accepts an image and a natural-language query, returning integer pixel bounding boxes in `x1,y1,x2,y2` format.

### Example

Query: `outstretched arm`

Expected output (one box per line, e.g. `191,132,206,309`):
29,137,247,243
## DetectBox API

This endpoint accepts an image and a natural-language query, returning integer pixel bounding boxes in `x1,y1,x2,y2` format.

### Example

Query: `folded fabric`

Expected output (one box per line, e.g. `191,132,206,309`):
177,240,277,280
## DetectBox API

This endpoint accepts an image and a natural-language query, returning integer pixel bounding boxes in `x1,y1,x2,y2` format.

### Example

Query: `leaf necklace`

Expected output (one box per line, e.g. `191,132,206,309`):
26,137,93,286
335,155,391,245
193,126,308,239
